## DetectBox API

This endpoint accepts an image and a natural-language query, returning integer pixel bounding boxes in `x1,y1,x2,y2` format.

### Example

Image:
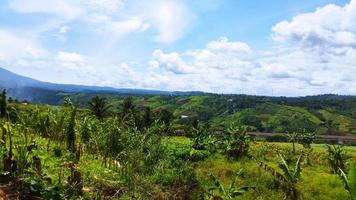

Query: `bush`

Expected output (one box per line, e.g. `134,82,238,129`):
150,162,203,199
188,149,210,162
53,146,63,157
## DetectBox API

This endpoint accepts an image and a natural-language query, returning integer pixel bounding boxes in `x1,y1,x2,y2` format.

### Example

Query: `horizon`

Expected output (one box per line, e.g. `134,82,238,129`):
1,0,356,96
2,66,356,98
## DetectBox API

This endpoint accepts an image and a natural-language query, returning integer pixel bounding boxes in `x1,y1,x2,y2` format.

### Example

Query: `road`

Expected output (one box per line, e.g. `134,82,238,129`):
248,132,356,144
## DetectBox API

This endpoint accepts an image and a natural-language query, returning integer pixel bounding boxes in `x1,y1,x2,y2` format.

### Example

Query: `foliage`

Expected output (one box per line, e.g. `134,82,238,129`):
191,122,212,151
287,132,299,154
327,145,349,173
225,124,251,160
338,164,356,199
298,130,316,148
278,154,303,184
88,96,111,120
0,89,7,118
251,153,303,200
1,94,356,199
66,107,77,154
208,170,252,200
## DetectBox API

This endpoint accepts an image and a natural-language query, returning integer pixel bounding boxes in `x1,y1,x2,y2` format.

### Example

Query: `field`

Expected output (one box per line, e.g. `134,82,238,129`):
1,94,356,199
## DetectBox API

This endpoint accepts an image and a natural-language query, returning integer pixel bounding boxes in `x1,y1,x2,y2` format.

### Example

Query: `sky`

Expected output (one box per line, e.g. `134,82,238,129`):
0,0,356,96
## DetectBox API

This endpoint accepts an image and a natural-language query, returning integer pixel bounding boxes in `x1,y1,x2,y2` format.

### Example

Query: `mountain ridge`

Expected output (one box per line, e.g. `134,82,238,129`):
0,67,205,102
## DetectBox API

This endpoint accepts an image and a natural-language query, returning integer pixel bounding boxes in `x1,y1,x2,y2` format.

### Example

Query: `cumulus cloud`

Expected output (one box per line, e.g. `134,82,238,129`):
151,50,193,74
151,37,256,75
272,0,356,51
265,0,356,95
147,37,262,93
4,0,356,96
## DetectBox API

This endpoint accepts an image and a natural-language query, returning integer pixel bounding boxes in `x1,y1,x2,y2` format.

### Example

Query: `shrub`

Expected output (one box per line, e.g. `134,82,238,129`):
188,149,210,162
53,146,63,157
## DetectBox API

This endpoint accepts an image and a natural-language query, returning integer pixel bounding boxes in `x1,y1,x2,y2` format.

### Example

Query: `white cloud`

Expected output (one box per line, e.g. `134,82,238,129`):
4,0,356,96
151,37,255,75
0,29,46,62
56,51,86,69
147,37,262,93
272,1,356,51
265,0,356,95
9,0,84,20
103,17,150,38
139,0,194,43
151,50,193,74
8,0,192,43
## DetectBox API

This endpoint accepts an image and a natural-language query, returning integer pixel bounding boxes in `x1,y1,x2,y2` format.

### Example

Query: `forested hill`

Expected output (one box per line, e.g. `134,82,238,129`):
2,67,356,135
49,93,356,135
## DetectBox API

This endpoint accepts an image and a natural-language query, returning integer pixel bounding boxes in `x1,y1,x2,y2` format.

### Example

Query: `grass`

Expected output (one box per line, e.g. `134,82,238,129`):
3,128,356,199
159,136,356,199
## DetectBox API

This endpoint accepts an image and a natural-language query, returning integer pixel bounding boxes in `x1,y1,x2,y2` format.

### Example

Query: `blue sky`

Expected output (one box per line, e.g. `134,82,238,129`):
0,0,355,96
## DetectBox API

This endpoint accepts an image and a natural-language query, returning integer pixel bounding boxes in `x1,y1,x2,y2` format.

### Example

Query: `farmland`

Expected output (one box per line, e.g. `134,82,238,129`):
1,91,356,199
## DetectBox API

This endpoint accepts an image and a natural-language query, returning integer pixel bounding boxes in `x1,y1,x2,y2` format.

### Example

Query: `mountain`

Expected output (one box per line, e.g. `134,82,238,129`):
0,67,204,103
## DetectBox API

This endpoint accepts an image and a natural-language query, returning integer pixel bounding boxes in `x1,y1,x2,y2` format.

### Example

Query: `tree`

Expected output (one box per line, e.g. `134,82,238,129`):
158,108,173,126
120,97,136,118
192,122,210,150
66,107,77,154
208,170,252,200
142,107,153,129
119,97,139,128
298,130,315,148
225,124,251,160
80,117,91,145
63,97,73,107
287,132,299,154
0,89,7,118
88,96,110,120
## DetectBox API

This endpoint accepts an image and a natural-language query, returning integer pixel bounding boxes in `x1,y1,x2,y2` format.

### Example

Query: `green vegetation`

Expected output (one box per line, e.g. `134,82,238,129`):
54,94,356,135
0,93,356,199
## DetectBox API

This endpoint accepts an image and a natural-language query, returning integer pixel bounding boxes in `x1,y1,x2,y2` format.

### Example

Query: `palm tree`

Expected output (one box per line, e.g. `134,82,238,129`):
120,97,136,118
142,107,153,129
208,170,252,200
88,96,111,120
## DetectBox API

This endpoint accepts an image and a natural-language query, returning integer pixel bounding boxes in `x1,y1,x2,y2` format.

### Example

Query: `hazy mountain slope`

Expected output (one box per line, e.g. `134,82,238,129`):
0,67,203,102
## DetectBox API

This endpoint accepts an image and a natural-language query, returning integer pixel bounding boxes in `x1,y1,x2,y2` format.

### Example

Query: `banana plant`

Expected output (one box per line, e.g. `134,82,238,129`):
287,132,299,154
278,154,303,184
225,124,251,160
252,153,303,200
208,170,252,200
327,145,349,173
338,164,356,199
298,131,315,149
